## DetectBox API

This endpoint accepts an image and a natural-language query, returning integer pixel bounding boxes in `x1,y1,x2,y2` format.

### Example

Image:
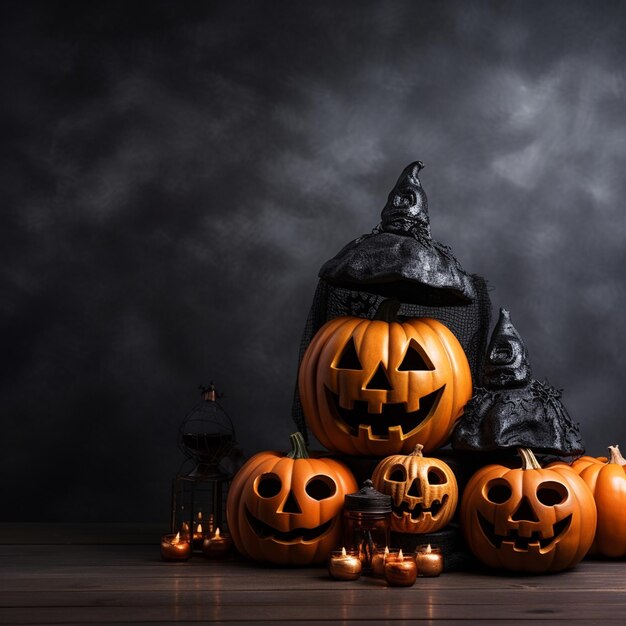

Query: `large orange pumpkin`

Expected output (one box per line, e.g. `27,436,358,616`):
226,432,357,565
372,444,458,533
460,448,596,573
299,303,472,456
576,445,626,558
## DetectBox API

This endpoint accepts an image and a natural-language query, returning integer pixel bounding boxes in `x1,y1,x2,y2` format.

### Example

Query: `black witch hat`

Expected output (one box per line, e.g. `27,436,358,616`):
319,161,476,306
452,308,585,456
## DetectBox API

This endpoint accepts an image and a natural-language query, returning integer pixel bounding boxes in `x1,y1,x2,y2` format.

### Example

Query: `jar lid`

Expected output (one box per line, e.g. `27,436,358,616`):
344,479,391,514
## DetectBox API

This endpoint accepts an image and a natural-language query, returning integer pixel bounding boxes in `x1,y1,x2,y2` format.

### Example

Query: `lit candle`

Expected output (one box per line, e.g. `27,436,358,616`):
415,544,443,577
160,532,191,561
202,527,233,559
370,546,399,577
181,521,191,540
328,547,362,580
384,549,417,587
193,512,205,550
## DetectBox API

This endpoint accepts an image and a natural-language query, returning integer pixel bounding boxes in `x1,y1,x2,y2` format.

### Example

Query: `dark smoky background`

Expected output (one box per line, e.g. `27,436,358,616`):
2,0,626,522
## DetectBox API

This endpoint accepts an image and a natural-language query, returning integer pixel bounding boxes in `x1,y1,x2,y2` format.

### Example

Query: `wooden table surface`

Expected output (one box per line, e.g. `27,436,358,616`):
1,524,624,624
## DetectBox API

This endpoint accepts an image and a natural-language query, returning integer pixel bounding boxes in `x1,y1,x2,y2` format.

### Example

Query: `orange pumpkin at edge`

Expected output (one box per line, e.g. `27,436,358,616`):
577,445,626,558
298,301,473,456
226,432,358,565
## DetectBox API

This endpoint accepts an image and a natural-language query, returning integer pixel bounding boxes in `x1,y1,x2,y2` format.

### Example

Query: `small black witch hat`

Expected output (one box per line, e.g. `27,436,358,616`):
319,161,476,306
452,308,585,456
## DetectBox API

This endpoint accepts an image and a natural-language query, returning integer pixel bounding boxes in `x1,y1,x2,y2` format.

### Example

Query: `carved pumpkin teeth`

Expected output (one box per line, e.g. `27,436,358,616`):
244,507,334,544
327,386,445,439
477,511,572,551
392,494,448,520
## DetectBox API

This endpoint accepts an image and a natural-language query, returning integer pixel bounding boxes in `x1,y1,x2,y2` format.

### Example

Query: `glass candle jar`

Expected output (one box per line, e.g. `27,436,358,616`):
343,479,391,570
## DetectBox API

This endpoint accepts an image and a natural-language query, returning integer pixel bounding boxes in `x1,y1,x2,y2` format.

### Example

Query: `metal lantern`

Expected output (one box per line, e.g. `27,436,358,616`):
170,382,238,548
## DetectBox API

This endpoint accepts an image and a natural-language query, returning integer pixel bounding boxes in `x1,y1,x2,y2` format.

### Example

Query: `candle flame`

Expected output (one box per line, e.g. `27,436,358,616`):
341,546,347,557
198,511,203,520
426,544,432,554
197,523,203,533
398,548,403,559
215,528,221,539
384,546,389,556
173,532,180,544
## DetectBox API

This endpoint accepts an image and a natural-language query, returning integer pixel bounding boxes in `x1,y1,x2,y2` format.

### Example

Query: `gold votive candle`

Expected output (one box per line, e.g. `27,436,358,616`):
384,549,417,587
202,527,233,559
415,544,443,577
328,547,362,581
160,532,191,561
370,546,399,577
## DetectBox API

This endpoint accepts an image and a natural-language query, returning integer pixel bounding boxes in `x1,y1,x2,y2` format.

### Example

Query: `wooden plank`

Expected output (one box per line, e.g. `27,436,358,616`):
2,530,626,623
2,557,624,592
3,588,626,608
2,598,626,624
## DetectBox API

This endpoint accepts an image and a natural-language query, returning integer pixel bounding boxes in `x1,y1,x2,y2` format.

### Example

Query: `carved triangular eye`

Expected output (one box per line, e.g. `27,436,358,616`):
398,341,434,371
336,337,363,370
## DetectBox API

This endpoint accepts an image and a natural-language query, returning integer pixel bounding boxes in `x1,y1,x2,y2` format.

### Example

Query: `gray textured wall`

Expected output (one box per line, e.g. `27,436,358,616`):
3,0,626,521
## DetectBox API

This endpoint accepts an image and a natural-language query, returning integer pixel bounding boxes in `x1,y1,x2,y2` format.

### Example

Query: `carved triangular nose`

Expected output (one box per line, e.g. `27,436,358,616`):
407,479,422,498
366,363,393,390
279,490,302,514
511,496,539,522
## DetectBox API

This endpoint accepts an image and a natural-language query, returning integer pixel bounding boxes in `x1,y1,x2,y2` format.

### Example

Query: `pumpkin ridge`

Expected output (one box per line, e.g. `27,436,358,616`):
315,317,364,455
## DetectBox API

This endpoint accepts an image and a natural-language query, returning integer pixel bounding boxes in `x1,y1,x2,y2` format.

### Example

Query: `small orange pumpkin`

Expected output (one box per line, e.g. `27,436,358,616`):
577,445,626,558
549,454,608,474
226,432,357,565
299,302,472,456
372,444,458,534
460,448,596,573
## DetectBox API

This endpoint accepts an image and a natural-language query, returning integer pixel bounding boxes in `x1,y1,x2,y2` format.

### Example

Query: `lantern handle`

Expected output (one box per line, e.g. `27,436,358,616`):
197,381,236,437
199,381,224,402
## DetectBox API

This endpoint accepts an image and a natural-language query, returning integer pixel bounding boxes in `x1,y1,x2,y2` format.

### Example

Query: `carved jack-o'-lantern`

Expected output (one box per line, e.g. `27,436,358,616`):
372,444,458,533
226,432,358,565
299,301,472,456
460,448,597,573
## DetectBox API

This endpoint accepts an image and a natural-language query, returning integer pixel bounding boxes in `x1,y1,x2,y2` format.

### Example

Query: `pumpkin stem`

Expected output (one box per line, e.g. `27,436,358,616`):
287,432,310,459
518,447,541,470
608,445,626,466
373,299,402,322
410,444,424,457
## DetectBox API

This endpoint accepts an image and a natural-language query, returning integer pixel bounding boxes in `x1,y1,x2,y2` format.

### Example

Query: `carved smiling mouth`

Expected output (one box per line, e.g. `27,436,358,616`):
393,495,448,520
477,511,572,551
245,508,334,543
326,386,444,438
